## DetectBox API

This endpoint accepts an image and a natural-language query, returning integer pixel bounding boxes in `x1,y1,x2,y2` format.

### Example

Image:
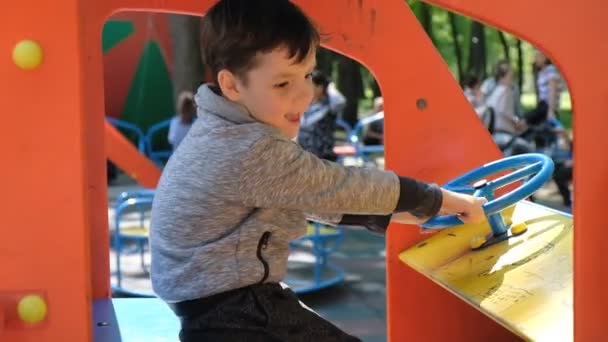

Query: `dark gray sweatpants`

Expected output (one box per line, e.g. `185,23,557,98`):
172,283,361,342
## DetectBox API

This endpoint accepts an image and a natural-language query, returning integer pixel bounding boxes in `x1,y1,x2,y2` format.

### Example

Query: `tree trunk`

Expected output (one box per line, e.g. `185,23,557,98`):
419,3,435,44
169,14,204,99
516,38,524,95
337,57,364,127
448,12,464,83
467,21,486,78
316,48,334,76
498,31,511,62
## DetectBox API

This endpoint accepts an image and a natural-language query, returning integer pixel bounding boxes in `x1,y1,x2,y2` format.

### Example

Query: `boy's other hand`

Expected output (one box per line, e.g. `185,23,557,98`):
439,188,487,224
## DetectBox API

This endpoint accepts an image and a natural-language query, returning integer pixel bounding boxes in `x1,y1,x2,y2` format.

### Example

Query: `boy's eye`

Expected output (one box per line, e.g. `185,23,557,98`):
274,81,289,88
305,72,313,79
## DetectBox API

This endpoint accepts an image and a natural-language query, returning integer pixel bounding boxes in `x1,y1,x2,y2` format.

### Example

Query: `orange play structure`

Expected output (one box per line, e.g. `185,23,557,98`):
1,0,606,341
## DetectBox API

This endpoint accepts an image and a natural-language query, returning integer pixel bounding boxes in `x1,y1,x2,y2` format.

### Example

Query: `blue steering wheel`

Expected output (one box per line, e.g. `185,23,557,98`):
422,153,554,238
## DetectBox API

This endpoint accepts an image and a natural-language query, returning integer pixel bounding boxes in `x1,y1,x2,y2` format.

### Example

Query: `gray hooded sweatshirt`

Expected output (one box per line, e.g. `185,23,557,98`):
150,84,441,303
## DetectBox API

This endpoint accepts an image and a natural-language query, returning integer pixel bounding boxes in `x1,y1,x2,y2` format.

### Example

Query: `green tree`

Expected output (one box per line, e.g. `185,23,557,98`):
169,14,204,98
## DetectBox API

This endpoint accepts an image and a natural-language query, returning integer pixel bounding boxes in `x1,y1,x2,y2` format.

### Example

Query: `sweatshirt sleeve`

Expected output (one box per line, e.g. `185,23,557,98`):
304,212,395,235
238,136,442,217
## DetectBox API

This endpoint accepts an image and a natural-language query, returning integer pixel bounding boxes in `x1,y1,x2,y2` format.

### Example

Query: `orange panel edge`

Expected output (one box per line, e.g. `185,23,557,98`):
2,0,605,341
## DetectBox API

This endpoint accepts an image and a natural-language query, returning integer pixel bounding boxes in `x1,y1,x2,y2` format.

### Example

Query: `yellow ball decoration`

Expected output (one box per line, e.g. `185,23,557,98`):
17,294,47,324
12,40,43,70
511,222,528,235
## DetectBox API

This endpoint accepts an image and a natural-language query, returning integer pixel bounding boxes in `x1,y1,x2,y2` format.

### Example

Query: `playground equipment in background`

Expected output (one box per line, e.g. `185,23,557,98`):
334,111,385,166
106,117,146,153
2,0,606,341
103,12,175,132
111,191,155,298
480,107,572,161
286,222,346,294
144,119,173,165
108,117,173,166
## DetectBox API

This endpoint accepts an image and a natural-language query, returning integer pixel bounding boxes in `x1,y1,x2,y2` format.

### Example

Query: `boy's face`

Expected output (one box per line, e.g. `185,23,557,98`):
223,46,316,139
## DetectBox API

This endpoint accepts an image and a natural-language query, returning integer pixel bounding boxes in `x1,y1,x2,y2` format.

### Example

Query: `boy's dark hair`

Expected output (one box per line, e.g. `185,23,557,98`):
201,0,320,84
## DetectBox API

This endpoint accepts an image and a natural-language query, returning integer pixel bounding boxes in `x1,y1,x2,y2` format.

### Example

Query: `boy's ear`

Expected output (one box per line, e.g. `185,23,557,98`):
217,69,242,101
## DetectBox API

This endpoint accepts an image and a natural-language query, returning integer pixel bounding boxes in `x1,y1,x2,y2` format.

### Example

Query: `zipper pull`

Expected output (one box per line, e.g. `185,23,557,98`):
260,231,271,250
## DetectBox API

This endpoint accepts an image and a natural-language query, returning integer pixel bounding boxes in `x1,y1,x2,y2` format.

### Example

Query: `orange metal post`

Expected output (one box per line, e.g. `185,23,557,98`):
2,0,605,341
104,123,161,189
1,1,93,340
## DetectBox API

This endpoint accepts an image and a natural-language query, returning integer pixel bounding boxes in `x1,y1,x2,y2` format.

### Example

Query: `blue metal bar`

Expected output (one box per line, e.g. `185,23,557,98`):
113,196,154,296
484,160,553,215
117,190,155,206
144,119,172,163
335,118,352,136
106,117,146,153
485,162,541,192
358,145,385,153
487,212,509,235
445,154,551,189
348,112,384,143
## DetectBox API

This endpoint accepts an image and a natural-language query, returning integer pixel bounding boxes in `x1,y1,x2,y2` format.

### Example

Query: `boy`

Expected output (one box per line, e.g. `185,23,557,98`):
150,0,487,341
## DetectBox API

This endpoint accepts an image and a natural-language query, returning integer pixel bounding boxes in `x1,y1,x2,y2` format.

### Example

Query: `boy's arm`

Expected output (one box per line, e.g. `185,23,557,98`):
305,212,393,235
339,214,392,234
239,136,442,217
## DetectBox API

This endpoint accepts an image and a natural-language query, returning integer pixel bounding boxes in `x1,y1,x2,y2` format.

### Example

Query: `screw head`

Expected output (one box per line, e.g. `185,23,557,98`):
416,98,427,110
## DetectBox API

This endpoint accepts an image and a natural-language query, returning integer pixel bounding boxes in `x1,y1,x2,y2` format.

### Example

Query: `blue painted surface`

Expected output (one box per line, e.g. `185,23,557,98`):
423,153,554,232
287,222,346,293
107,117,147,153
144,119,173,165
93,298,180,342
93,299,123,342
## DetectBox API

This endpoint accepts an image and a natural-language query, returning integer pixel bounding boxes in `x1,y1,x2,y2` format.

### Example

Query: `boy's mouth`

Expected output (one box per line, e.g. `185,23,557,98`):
284,113,301,123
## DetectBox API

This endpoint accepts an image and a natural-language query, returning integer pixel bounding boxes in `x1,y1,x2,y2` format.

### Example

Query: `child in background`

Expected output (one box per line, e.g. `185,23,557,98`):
168,91,196,149
297,70,338,161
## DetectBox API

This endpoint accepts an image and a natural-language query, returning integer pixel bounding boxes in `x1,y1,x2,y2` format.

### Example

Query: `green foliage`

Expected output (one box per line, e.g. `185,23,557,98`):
319,1,572,125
